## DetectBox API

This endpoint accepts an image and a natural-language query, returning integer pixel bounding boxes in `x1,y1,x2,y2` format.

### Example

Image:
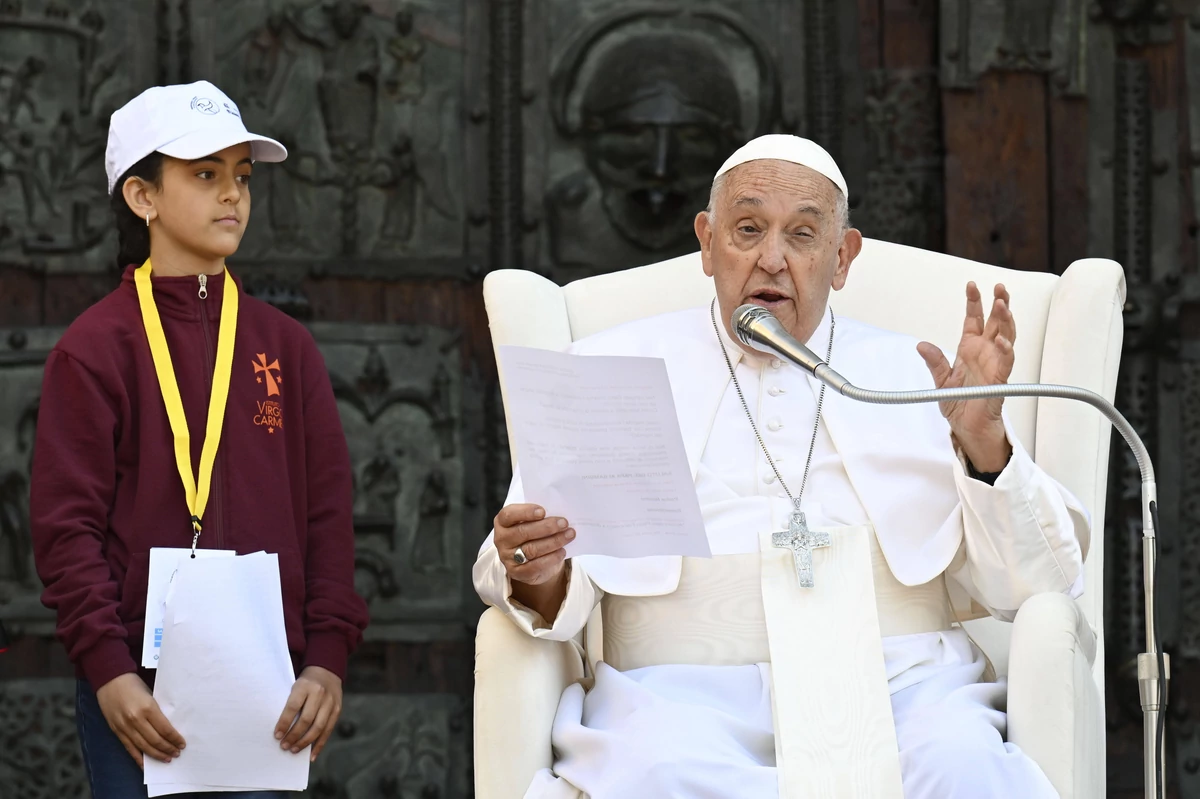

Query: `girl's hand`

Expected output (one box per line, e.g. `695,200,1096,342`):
95,673,186,768
274,665,343,762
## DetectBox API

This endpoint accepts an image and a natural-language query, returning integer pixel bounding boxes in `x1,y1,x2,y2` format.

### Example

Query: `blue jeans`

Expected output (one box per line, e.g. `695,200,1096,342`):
76,679,290,799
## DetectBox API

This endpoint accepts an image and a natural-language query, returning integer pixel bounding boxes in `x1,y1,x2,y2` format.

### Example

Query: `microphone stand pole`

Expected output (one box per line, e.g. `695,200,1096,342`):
804,367,1167,798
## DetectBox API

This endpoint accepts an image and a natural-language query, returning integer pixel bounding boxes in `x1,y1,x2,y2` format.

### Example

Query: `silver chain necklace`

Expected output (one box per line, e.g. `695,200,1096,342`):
709,298,835,509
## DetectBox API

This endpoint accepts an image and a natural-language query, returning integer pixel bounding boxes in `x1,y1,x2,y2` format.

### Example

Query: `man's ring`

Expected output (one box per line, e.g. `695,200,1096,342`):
513,546,528,565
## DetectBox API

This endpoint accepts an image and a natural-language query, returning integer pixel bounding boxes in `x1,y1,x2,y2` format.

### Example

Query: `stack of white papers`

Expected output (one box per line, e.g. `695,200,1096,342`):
144,551,309,796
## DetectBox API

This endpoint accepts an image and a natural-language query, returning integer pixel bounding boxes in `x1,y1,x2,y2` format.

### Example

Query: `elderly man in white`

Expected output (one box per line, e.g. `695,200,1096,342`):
474,135,1087,798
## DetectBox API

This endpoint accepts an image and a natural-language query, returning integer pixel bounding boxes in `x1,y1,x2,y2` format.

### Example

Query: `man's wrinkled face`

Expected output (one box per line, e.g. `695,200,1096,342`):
695,160,862,346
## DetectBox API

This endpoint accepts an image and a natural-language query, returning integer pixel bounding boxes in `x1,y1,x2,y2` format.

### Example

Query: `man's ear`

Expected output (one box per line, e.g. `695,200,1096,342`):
121,177,158,224
696,211,715,277
832,227,862,292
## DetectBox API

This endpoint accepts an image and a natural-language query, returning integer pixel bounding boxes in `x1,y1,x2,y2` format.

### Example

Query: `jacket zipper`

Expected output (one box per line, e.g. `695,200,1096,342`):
197,274,224,551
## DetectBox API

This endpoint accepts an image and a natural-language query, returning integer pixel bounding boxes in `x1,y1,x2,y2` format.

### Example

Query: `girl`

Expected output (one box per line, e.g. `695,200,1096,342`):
30,81,369,798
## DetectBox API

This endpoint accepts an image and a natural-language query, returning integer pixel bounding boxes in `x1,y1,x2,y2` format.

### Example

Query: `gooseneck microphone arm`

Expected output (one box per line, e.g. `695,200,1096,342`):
731,304,1167,799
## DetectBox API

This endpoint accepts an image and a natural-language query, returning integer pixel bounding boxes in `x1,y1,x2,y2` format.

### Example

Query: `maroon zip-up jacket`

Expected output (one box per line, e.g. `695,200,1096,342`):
30,266,368,691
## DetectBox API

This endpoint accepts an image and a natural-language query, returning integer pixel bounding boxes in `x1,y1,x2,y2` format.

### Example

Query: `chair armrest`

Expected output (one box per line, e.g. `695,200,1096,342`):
474,606,585,799
1007,593,1105,799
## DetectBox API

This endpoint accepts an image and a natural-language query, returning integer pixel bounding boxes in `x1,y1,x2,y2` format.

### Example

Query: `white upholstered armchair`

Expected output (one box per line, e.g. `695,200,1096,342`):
475,239,1125,799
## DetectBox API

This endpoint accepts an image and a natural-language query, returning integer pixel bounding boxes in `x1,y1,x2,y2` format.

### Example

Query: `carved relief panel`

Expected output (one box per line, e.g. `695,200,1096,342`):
523,1,804,281
1074,4,1189,794
310,323,484,639
185,0,488,281
856,68,943,250
519,0,938,280
305,693,470,798
0,0,489,281
0,680,87,799
0,0,158,274
0,328,61,635
939,0,1088,94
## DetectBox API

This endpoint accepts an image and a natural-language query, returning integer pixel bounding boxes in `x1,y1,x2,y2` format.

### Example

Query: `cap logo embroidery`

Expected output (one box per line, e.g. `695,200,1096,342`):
190,97,219,115
223,102,241,118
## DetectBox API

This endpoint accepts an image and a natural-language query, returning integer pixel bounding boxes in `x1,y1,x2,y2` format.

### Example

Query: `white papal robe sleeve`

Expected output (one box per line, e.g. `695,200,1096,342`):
472,468,604,641
944,416,1090,622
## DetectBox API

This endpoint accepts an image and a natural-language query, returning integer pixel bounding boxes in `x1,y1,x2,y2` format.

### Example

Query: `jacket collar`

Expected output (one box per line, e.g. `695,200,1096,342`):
120,264,241,321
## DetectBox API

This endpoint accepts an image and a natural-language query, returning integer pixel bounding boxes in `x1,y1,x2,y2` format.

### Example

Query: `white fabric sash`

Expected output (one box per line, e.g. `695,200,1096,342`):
761,525,903,798
601,525,952,797
601,528,952,671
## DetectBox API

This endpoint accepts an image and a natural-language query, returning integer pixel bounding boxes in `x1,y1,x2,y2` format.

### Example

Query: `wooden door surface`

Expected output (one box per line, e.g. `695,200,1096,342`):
0,1,1195,795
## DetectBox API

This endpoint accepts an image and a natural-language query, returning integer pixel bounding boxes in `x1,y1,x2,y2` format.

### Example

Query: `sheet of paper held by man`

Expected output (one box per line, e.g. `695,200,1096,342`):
144,551,308,796
498,345,710,559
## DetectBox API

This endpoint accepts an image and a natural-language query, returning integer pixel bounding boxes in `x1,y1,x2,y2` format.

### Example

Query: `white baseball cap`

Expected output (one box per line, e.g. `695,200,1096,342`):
105,80,287,195
714,134,848,197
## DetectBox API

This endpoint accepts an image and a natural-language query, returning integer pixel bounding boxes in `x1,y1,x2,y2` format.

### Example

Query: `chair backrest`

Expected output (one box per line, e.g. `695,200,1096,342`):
483,238,1126,690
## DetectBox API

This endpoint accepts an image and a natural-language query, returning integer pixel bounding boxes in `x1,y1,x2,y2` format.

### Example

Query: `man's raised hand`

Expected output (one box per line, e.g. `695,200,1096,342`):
916,281,1015,472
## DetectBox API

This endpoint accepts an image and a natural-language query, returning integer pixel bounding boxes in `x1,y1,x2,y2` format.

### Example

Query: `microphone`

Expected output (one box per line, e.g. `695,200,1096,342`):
731,302,1167,798
731,304,851,392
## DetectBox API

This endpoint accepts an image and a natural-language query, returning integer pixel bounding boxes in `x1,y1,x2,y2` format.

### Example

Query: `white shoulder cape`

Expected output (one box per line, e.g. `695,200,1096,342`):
560,305,966,595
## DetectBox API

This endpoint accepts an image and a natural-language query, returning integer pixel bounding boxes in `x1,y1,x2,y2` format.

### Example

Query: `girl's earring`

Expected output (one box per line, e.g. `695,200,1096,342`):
146,213,150,228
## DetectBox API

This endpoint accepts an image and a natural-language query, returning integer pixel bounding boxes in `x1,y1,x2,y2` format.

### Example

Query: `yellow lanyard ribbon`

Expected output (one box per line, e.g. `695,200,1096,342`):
135,259,238,550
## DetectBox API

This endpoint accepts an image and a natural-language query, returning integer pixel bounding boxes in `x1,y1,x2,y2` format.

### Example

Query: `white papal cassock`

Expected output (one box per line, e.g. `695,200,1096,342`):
474,304,1089,799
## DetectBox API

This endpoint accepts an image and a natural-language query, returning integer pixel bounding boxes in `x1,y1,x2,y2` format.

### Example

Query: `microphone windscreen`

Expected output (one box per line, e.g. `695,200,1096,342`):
731,304,776,347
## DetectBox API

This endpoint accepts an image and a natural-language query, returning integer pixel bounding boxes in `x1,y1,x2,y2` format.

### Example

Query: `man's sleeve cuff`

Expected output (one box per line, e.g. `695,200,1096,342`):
473,538,594,641
953,414,1028,490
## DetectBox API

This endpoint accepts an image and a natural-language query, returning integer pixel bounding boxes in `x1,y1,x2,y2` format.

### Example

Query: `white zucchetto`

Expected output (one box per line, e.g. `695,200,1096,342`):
714,134,848,198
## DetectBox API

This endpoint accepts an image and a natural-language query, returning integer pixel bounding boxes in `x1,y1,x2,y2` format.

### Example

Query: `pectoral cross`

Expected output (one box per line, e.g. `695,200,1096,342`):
772,504,831,588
